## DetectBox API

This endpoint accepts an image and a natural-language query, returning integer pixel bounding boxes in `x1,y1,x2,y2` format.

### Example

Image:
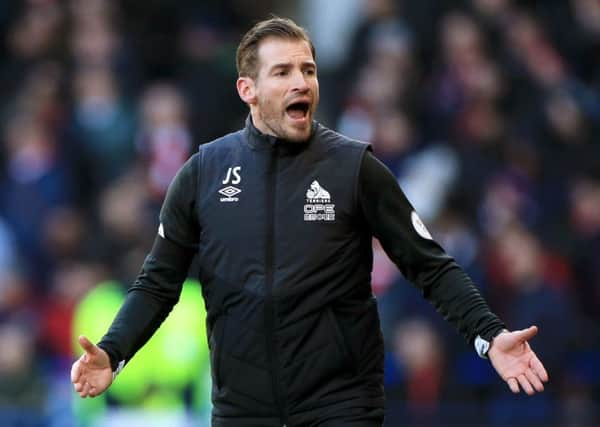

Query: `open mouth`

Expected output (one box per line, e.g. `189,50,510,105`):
286,101,310,121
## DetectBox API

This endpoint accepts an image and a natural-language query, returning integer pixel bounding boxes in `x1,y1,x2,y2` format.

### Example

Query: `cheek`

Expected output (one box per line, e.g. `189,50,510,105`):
312,80,320,101
258,84,283,104
258,94,284,119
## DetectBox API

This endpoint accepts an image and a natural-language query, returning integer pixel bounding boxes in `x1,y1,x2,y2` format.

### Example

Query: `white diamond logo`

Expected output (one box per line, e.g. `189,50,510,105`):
219,186,241,197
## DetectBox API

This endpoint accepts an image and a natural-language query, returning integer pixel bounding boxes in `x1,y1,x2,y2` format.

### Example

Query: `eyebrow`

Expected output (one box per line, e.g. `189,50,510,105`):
269,61,316,72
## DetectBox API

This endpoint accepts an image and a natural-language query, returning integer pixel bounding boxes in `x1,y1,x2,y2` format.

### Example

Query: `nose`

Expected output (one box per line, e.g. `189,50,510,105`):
291,69,309,93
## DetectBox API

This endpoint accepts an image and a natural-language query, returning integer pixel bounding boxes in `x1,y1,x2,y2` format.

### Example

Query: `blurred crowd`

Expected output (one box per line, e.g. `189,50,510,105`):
0,0,598,426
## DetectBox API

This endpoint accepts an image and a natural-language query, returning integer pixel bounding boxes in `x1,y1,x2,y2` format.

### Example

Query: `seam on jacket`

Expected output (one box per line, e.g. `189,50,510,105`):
284,340,337,366
224,350,270,371
197,143,204,223
352,144,371,219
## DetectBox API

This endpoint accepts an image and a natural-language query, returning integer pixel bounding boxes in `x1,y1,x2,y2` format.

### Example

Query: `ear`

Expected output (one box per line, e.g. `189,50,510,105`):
236,77,257,105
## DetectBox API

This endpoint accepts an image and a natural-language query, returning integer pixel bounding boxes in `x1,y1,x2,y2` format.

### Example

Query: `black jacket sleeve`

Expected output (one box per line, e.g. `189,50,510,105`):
358,150,506,345
97,154,200,370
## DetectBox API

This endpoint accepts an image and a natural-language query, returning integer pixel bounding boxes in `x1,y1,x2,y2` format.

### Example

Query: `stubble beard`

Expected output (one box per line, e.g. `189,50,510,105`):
258,102,312,143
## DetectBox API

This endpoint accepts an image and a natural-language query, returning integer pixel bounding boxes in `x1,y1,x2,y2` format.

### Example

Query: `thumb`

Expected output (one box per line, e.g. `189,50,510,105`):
78,335,99,356
512,325,538,342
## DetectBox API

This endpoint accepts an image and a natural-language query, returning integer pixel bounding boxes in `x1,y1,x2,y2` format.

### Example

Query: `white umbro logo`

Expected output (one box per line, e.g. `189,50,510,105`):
304,180,335,221
219,186,241,198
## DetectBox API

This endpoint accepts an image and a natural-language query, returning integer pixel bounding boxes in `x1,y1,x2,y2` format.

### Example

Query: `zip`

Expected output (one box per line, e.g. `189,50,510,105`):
264,144,288,425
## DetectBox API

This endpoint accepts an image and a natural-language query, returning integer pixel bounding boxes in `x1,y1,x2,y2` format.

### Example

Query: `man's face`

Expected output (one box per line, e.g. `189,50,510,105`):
240,37,319,142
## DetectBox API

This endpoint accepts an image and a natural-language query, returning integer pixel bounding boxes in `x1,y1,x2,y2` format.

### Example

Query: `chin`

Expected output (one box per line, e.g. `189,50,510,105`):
286,128,311,142
285,120,312,141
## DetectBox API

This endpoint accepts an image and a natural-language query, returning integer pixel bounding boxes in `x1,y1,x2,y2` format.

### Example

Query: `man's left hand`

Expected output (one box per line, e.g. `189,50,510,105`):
488,325,549,395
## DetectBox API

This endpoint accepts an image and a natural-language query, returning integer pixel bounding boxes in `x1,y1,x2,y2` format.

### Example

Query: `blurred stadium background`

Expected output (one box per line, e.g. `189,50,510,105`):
0,0,599,426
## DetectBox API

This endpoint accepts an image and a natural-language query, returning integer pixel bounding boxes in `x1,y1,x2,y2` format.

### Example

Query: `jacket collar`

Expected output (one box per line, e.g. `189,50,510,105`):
243,115,318,153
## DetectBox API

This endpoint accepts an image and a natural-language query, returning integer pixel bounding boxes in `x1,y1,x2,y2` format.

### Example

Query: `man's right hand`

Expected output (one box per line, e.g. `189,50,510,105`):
71,335,113,398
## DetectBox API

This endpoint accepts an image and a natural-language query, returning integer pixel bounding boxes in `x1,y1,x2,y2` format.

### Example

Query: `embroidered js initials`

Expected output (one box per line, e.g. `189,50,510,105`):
223,167,241,185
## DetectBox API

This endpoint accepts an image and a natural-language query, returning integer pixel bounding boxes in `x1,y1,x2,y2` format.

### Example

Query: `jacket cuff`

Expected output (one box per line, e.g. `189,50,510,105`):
97,342,124,373
474,327,508,359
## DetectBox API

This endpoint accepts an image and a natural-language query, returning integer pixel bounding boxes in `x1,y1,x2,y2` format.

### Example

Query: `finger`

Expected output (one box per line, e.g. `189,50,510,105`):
70,361,81,383
89,386,97,398
507,377,519,393
80,382,91,398
79,335,99,356
530,355,549,382
525,369,544,392
517,374,534,395
513,326,538,342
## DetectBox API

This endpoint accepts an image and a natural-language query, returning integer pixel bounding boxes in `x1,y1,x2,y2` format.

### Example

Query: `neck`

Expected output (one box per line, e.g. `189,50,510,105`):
249,109,275,137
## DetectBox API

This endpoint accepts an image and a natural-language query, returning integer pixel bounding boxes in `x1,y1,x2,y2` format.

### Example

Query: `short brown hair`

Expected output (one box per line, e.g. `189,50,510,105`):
236,16,315,79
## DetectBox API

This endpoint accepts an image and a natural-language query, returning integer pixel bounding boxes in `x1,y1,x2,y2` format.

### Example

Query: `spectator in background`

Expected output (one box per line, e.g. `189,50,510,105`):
97,166,154,282
136,83,192,203
0,321,46,424
176,17,247,142
393,318,445,423
337,4,416,145
0,0,65,99
67,66,137,191
486,222,575,373
0,220,30,325
68,0,141,90
0,112,74,284
39,261,106,364
569,170,600,322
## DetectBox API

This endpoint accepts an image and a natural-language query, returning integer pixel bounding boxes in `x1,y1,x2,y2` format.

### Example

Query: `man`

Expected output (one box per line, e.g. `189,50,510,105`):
71,17,549,426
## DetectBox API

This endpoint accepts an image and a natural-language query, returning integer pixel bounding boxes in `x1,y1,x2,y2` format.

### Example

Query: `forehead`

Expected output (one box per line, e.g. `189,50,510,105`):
256,37,314,70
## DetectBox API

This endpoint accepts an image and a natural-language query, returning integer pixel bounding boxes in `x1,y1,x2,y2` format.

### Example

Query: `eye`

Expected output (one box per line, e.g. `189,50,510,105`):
304,68,316,76
274,70,288,77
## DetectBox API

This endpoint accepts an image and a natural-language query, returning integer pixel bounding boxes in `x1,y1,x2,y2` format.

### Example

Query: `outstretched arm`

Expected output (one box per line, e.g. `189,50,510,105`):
488,326,549,395
71,154,200,397
358,150,548,392
358,151,505,344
